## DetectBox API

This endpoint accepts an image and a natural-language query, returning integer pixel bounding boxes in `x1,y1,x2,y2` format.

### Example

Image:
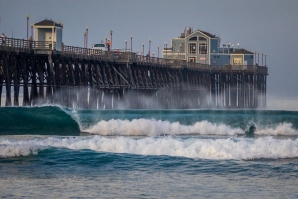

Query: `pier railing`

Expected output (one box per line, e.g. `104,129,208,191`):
0,37,56,52
0,37,267,73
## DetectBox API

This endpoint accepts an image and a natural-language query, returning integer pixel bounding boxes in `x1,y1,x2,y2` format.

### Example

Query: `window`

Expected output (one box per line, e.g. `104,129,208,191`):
233,58,242,65
94,44,105,47
189,43,196,54
199,43,208,54
189,36,197,41
199,36,207,41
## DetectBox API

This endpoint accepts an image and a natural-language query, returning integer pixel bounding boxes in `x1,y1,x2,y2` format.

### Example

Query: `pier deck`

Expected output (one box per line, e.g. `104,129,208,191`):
0,38,267,109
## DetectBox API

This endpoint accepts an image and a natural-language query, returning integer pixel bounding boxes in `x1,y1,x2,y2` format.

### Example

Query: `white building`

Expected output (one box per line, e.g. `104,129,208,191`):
33,19,63,51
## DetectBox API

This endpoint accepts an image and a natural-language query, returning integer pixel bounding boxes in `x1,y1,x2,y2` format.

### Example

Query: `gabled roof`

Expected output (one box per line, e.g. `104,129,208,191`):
186,29,217,39
34,19,63,27
232,48,254,54
199,30,216,38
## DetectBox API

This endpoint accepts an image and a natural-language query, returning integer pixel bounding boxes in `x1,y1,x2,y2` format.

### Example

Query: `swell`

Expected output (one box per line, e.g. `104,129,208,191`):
0,106,80,135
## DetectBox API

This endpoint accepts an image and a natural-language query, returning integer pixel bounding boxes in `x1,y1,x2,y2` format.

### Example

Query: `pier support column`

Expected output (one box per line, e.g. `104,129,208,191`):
46,55,54,103
22,56,30,106
3,54,11,106
30,56,38,106
231,73,237,107
13,56,19,106
37,60,45,104
0,72,2,107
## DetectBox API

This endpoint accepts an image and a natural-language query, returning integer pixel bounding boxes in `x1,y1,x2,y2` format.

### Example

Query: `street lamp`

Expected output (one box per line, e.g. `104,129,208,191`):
84,32,87,48
149,38,151,54
265,54,267,66
86,26,89,48
130,35,132,52
258,52,260,65
31,23,34,38
254,51,257,65
158,46,159,58
165,42,167,60
262,53,264,66
125,40,127,51
110,30,113,51
142,43,144,56
228,42,230,54
26,14,29,40
232,44,234,53
180,44,182,58
213,50,216,65
237,43,240,49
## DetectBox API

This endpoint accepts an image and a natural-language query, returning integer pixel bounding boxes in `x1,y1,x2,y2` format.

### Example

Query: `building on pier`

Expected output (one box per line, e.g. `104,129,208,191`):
163,27,256,66
33,19,63,51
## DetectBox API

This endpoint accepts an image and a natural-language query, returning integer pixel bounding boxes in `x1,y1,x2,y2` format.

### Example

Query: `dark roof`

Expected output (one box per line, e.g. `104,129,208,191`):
232,48,254,54
199,30,216,38
34,19,63,27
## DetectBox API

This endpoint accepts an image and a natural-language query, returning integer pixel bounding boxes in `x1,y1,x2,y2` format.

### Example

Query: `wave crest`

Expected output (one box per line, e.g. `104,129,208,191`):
85,119,244,136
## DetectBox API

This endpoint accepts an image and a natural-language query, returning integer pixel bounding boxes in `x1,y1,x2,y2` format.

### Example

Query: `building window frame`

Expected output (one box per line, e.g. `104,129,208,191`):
199,43,208,54
199,36,207,41
189,43,196,54
233,57,242,65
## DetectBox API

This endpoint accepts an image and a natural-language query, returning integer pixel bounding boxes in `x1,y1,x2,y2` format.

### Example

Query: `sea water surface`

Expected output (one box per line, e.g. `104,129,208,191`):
1,106,298,198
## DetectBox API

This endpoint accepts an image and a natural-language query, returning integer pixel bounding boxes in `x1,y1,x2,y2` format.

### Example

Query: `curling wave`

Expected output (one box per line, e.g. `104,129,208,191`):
0,106,80,135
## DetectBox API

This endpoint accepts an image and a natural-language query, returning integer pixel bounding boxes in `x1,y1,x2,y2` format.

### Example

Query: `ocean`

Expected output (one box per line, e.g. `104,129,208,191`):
1,106,298,198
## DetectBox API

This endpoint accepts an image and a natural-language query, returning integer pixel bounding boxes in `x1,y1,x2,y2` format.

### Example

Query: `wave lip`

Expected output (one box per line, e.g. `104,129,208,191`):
85,119,244,136
2,136,298,160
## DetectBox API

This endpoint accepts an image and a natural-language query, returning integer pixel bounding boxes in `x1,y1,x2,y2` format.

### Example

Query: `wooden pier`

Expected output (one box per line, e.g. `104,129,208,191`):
0,38,268,109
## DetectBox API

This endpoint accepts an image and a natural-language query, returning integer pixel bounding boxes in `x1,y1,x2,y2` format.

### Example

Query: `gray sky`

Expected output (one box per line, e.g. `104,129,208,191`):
1,0,297,98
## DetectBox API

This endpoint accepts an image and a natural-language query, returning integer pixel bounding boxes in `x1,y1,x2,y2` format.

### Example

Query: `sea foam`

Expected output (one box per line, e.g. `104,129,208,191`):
85,119,244,136
1,136,298,160
255,122,298,136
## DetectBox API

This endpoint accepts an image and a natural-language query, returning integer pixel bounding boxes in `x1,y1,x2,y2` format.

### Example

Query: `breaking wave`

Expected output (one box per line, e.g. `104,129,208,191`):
85,119,245,136
0,106,80,135
1,136,298,160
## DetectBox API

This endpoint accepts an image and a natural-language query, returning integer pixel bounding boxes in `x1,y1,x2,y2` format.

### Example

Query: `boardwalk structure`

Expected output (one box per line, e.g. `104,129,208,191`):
0,37,267,109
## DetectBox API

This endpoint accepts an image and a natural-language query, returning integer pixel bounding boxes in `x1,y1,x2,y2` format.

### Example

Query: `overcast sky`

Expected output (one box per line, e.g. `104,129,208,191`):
1,0,297,98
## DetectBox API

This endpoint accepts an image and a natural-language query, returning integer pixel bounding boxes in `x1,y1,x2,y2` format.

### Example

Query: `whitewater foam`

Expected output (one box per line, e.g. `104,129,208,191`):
1,136,298,160
255,122,298,136
85,119,245,136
